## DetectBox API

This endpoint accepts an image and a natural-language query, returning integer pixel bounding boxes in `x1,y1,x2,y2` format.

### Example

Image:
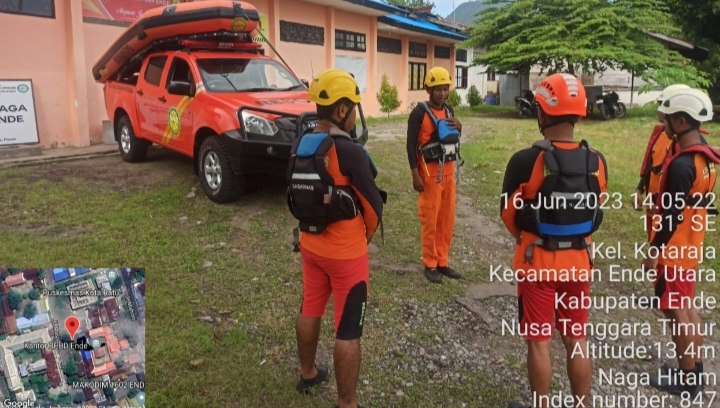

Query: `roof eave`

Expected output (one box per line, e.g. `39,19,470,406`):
377,16,469,42
342,0,409,16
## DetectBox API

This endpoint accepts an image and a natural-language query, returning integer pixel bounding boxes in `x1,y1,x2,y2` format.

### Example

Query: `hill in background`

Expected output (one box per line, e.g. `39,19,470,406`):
444,0,496,25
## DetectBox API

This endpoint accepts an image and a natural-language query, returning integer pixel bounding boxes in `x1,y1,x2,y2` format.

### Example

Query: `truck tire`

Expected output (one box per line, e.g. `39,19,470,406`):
116,115,150,162
198,136,244,203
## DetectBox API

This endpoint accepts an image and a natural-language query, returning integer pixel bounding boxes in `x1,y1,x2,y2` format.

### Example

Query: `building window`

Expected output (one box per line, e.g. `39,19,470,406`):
409,42,427,59
408,62,427,91
280,21,324,46
378,37,401,54
335,30,366,52
456,66,468,89
144,56,168,87
434,46,450,59
487,69,496,81
0,0,55,18
456,49,468,63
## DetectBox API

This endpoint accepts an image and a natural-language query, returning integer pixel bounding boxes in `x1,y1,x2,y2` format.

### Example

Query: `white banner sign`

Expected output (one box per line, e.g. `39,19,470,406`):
334,56,367,93
0,80,40,146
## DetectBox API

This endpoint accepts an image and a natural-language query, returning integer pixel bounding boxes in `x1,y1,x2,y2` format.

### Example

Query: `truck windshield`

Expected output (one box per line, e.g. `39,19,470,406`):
196,58,303,93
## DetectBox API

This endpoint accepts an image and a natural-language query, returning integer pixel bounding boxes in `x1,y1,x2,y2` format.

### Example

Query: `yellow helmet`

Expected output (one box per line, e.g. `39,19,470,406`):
307,69,361,106
424,67,452,88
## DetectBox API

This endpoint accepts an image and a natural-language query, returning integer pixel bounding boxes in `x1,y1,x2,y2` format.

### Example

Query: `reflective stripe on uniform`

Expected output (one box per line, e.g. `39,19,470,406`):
292,173,321,180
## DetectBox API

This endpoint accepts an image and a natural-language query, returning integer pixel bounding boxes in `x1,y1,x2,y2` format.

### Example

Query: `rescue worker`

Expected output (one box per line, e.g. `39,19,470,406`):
286,69,384,408
634,84,709,239
406,66,463,283
501,73,608,408
644,87,719,398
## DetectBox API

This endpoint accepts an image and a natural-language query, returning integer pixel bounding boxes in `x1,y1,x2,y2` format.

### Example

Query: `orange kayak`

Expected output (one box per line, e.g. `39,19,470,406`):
92,0,260,83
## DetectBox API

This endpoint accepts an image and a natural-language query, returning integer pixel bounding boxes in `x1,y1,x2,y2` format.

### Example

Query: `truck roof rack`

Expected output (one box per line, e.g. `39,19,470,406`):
114,31,264,80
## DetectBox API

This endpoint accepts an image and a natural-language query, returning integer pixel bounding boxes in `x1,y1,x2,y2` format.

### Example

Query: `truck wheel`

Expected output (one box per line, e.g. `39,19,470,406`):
198,136,244,203
116,116,149,162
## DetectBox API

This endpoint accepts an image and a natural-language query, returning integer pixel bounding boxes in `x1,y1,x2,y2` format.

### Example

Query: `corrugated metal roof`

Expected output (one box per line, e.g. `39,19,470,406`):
53,268,70,282
378,14,469,41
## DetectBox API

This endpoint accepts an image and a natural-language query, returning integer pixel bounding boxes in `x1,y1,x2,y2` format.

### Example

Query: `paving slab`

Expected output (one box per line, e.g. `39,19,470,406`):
0,144,120,169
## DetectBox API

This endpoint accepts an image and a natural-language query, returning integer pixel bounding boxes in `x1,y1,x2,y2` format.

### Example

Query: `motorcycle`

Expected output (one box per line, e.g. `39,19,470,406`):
515,90,536,119
595,91,627,120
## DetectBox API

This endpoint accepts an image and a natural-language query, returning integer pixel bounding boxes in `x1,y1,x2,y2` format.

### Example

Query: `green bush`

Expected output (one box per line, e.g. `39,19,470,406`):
467,85,482,107
447,90,462,108
376,74,401,118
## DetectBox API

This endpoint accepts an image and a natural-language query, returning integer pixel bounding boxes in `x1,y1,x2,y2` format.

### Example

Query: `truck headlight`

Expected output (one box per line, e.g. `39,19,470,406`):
242,111,278,136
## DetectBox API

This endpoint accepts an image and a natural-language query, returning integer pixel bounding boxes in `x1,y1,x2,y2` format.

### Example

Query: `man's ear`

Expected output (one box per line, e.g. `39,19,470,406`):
336,103,348,119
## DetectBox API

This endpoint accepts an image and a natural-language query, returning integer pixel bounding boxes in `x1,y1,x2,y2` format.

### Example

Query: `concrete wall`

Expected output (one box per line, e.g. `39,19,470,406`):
0,0,463,147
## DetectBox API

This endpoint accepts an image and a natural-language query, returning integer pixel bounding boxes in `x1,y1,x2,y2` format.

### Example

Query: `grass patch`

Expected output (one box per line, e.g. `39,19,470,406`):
1,111,719,406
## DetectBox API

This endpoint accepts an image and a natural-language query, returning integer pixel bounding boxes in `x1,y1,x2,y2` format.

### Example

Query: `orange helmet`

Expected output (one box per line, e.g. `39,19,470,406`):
534,73,587,117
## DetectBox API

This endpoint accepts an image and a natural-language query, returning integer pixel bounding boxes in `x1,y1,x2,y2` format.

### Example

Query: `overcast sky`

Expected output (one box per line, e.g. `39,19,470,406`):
433,0,469,19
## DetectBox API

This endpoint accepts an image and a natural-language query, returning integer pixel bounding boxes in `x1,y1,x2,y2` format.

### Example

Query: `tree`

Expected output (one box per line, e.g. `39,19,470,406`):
114,358,124,367
22,293,27,300
447,89,462,108
128,389,139,399
38,270,45,280
465,0,710,89
111,277,123,290
103,388,115,398
28,289,40,301
73,393,85,404
666,0,720,84
0,270,9,280
466,85,482,107
73,351,82,362
23,302,36,319
64,361,79,377
61,333,71,343
376,74,402,118
7,291,22,310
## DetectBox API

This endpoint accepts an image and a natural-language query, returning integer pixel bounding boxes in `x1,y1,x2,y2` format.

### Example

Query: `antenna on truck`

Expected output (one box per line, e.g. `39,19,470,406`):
238,8,308,90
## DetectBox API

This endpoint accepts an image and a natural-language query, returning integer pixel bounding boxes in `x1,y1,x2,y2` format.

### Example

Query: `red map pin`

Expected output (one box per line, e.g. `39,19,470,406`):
65,316,80,339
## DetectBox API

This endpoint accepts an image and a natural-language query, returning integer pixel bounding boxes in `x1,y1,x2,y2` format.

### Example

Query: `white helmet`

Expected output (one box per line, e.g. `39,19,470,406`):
656,84,690,103
658,87,714,123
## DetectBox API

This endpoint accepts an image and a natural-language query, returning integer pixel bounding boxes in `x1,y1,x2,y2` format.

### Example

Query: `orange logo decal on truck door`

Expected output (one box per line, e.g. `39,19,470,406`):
162,96,193,143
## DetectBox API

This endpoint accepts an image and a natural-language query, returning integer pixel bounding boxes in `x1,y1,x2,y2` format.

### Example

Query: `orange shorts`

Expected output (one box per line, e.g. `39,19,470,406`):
299,246,369,340
517,280,590,342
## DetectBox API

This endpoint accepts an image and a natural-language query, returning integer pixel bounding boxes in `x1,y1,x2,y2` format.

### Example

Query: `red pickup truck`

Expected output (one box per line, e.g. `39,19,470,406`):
102,39,368,203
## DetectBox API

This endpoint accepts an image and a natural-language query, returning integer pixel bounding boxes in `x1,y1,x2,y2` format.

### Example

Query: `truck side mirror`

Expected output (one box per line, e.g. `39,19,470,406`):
168,81,193,96
301,79,309,88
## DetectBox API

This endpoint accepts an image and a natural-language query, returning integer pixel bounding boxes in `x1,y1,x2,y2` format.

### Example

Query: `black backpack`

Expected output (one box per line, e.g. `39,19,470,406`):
516,140,604,260
286,131,360,235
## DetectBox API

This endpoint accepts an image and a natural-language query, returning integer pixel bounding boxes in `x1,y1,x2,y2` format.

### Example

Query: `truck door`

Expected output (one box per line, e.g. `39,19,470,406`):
157,56,196,155
135,55,169,142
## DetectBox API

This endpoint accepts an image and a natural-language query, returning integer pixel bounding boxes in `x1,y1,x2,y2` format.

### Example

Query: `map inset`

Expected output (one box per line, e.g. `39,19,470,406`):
0,268,145,407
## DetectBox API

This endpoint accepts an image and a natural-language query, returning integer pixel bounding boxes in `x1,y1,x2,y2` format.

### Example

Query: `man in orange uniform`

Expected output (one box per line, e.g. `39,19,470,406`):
406,66,463,283
634,85,709,239
287,69,384,408
501,74,608,408
644,87,719,398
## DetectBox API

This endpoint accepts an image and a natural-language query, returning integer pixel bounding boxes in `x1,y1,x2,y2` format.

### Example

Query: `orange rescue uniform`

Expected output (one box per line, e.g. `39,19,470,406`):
406,104,457,268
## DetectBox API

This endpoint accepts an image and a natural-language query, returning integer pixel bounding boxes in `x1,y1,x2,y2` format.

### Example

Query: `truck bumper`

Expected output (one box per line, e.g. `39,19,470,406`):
221,130,292,177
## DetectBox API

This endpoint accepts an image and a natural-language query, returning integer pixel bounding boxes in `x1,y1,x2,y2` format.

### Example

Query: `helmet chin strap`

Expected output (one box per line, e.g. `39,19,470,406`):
330,103,355,131
666,117,697,141
536,106,575,134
